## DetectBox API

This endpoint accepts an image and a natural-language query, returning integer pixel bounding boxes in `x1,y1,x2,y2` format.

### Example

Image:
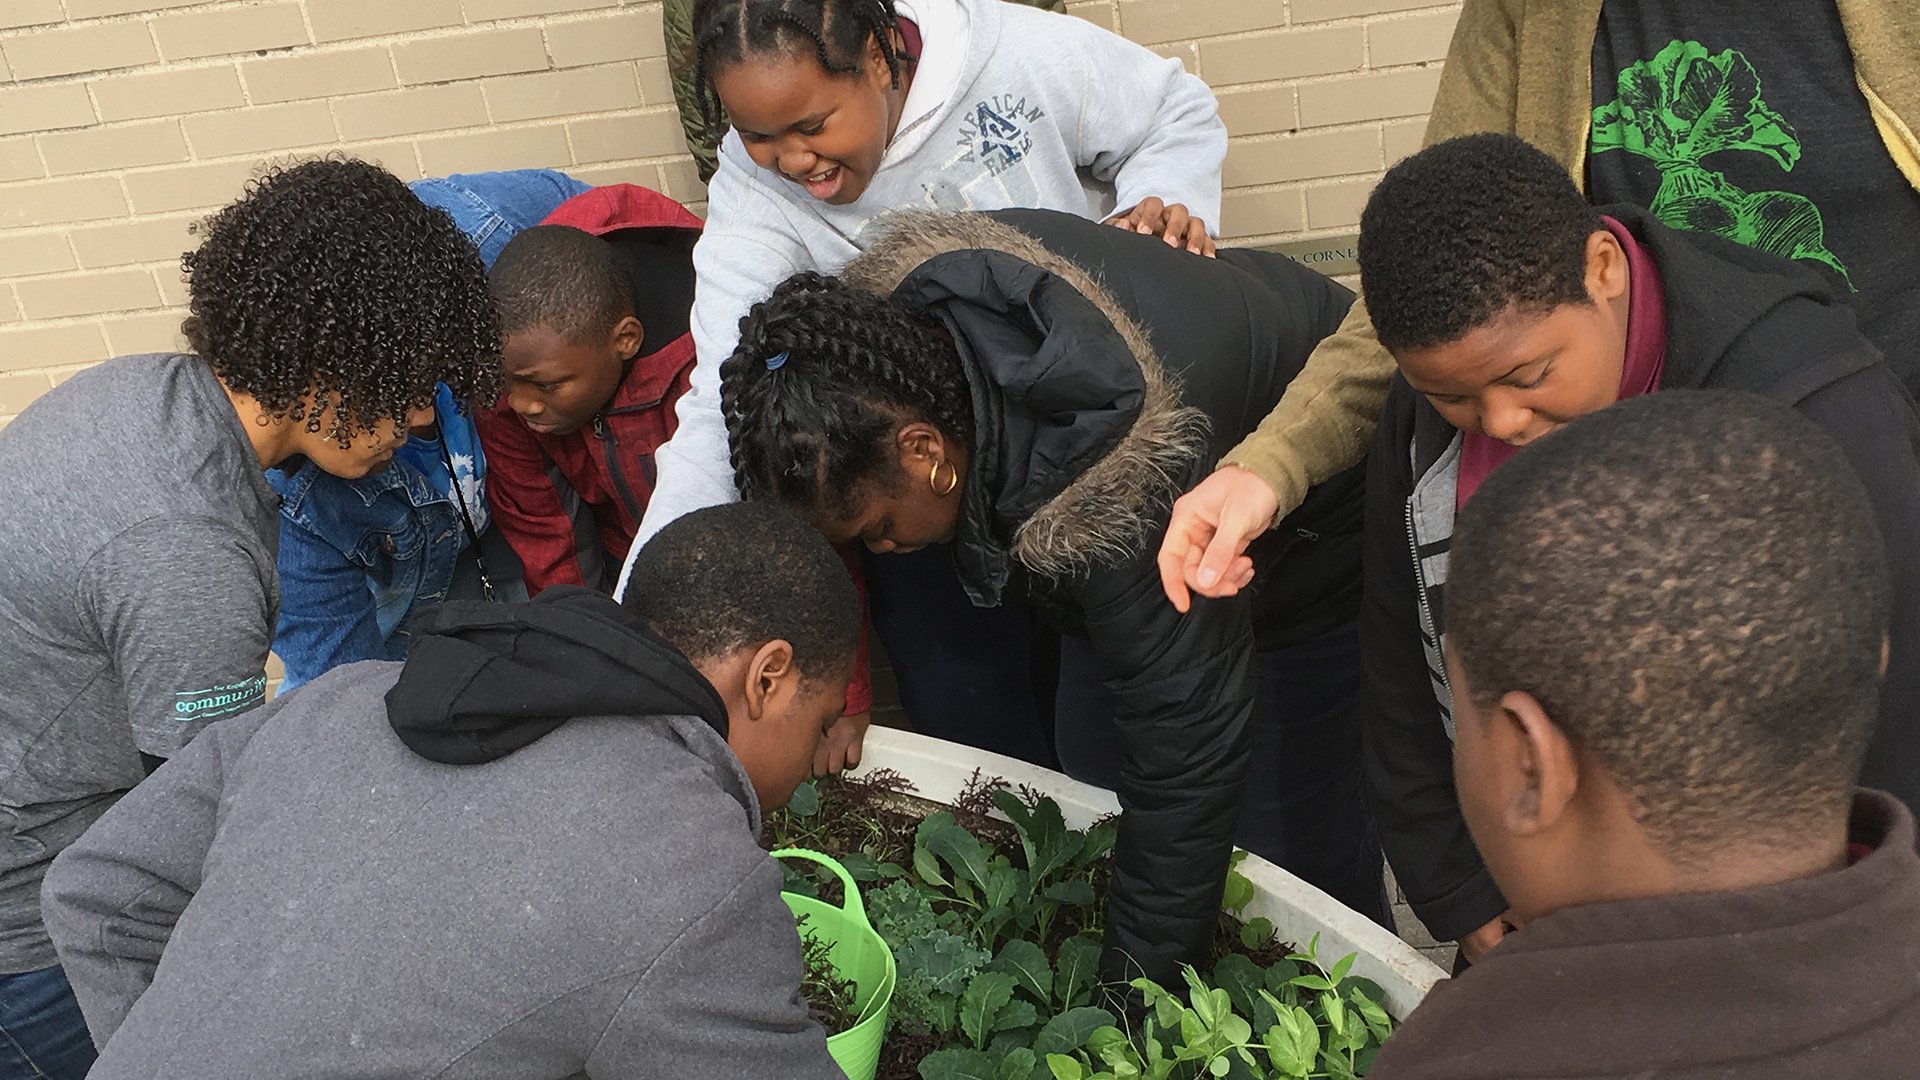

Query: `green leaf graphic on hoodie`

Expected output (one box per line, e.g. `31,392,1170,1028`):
1592,39,1852,287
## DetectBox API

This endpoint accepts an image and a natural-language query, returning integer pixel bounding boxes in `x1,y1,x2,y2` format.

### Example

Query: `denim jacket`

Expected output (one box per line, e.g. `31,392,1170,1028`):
267,387,484,692
267,170,590,691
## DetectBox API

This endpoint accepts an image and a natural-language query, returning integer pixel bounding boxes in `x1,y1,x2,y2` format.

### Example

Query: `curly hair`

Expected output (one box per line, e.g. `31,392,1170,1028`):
1448,391,1890,858
690,0,913,133
489,225,634,344
623,501,860,685
181,157,502,442
719,271,972,520
1357,133,1602,354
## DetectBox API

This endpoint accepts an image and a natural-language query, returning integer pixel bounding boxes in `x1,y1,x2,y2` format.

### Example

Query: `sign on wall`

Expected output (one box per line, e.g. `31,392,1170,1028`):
1255,233,1361,278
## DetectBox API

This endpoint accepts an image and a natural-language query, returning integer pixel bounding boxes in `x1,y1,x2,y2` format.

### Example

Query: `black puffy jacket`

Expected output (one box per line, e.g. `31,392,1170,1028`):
841,209,1364,985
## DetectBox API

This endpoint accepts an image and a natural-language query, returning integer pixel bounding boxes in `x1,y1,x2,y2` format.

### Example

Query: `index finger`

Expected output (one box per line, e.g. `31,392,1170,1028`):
1193,503,1257,592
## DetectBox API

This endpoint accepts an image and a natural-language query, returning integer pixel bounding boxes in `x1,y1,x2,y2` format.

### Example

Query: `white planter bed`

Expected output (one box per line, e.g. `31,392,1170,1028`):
850,726,1447,1019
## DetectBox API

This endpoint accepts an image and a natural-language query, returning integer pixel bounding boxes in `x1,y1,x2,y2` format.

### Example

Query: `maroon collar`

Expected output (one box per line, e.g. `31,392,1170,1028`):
1603,214,1668,400
1455,215,1670,507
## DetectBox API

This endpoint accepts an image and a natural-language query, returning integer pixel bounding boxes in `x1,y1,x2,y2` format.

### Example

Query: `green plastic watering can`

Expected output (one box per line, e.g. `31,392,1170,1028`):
773,848,897,1080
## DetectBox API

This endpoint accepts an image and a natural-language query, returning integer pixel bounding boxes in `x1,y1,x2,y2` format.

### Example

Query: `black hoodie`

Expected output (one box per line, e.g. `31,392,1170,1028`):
385,585,727,764
840,208,1365,988
1362,204,1920,942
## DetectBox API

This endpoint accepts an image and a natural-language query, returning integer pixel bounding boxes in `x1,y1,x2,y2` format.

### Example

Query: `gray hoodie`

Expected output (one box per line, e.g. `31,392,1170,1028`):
40,589,842,1080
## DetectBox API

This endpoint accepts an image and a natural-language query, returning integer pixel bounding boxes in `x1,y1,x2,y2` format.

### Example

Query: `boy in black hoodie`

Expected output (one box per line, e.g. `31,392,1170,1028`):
38,504,855,1080
1358,134,1920,964
1369,391,1920,1078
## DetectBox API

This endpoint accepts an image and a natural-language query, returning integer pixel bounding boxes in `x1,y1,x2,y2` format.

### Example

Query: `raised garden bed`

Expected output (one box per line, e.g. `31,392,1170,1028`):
768,727,1447,1079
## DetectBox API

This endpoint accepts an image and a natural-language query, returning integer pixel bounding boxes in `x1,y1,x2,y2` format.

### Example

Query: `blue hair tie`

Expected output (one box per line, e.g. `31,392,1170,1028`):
765,350,790,372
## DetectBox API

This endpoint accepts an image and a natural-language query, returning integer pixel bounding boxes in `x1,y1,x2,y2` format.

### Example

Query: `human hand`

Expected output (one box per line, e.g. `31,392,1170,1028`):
1156,465,1277,612
1107,197,1217,257
814,710,870,777
1455,911,1517,966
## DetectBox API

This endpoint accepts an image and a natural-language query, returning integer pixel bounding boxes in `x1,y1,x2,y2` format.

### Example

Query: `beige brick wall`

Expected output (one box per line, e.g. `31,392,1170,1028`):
0,0,1460,428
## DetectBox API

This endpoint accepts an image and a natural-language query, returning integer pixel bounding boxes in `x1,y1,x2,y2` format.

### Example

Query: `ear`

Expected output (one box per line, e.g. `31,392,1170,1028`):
1586,229,1630,307
866,28,897,85
895,421,947,468
743,638,799,722
1497,690,1580,837
609,314,645,363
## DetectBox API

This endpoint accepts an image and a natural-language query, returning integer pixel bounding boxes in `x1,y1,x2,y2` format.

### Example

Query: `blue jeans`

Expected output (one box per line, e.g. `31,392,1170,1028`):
0,965,96,1080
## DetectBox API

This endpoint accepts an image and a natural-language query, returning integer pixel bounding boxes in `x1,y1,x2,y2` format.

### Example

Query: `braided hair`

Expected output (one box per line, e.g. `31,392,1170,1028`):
182,156,501,443
690,0,913,133
720,272,973,521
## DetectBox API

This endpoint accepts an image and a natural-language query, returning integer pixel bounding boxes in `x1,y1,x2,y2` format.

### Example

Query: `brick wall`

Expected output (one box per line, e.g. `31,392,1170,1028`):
0,0,1460,428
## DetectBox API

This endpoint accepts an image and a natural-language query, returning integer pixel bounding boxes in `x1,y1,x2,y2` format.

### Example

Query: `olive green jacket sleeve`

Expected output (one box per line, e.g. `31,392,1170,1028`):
1220,0,1917,521
664,0,1070,184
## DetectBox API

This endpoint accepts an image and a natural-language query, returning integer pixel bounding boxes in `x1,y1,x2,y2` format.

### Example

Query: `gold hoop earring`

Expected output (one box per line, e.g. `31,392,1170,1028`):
929,459,958,496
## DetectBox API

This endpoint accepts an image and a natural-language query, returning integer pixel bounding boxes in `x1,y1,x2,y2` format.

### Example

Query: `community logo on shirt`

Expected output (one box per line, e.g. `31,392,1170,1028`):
959,95,1044,176
173,675,268,721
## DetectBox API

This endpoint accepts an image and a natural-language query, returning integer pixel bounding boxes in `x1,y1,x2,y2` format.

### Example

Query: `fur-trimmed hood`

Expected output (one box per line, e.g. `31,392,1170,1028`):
842,211,1208,591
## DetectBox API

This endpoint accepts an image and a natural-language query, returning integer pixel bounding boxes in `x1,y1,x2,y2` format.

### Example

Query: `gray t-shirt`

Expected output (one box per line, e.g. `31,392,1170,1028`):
0,353,278,973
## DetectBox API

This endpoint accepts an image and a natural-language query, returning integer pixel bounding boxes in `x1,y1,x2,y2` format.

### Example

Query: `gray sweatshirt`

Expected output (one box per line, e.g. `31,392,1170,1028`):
618,0,1226,585
0,353,278,973
40,657,842,1080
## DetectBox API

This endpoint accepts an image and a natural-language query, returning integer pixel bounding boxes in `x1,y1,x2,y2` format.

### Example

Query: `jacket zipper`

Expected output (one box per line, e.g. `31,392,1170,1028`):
1405,499,1449,698
592,415,645,524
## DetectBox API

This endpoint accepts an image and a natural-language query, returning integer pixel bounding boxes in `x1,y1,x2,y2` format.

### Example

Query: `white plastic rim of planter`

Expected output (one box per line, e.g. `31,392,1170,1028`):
850,726,1447,1019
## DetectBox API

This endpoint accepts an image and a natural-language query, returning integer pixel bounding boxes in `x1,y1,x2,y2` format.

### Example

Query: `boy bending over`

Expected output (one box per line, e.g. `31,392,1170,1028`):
40,503,856,1080
1355,134,1920,962
0,158,499,1078
477,186,701,596
1369,391,1920,1077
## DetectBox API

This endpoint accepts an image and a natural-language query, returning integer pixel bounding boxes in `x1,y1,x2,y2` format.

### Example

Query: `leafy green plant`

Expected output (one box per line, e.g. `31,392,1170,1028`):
797,914,861,1036
1043,937,1394,1080
766,773,1394,1080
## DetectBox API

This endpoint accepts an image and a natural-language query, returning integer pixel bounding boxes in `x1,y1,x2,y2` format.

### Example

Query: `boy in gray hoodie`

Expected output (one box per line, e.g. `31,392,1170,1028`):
39,503,858,1080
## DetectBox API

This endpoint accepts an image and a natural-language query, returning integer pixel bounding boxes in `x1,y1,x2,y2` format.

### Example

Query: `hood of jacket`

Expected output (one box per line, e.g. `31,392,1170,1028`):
384,585,728,765
1614,202,1884,399
842,211,1207,596
539,181,704,239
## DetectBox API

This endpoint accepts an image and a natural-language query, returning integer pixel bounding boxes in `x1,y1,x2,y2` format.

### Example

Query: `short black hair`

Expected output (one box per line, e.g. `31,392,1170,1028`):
181,157,501,441
489,225,634,345
1358,133,1603,353
622,501,861,685
1448,390,1890,857
720,270,972,520
690,0,913,133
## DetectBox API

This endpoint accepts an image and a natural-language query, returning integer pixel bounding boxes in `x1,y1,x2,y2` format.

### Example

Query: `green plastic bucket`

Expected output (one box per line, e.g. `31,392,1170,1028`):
773,848,896,1080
